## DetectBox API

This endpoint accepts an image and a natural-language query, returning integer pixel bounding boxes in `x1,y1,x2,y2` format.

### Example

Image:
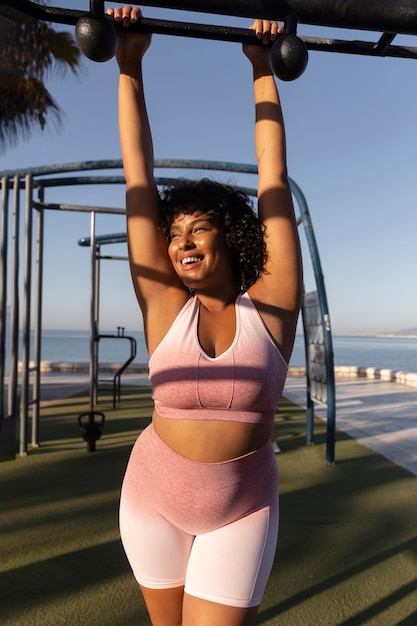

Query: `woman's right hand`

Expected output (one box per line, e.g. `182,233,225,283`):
243,19,282,67
107,5,151,66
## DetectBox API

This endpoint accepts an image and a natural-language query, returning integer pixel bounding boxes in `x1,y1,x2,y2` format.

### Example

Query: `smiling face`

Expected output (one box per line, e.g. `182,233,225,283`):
168,211,238,293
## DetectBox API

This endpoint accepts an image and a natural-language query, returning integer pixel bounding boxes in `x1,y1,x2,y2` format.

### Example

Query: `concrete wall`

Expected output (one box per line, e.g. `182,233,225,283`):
19,361,417,388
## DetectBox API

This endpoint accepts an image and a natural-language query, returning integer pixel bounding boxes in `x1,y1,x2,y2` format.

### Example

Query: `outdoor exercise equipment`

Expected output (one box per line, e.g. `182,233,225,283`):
269,14,308,81
2,0,417,80
94,328,137,408
78,410,105,452
75,5,309,80
75,1,118,62
0,159,336,464
74,1,308,79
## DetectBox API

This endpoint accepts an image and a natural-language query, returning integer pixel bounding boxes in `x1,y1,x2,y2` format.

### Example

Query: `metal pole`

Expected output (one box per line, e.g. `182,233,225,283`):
131,0,417,34
290,179,336,465
31,187,44,447
19,174,33,456
93,242,101,406
5,0,417,35
0,177,9,423
8,177,21,423
301,293,314,445
89,212,96,411
90,0,105,15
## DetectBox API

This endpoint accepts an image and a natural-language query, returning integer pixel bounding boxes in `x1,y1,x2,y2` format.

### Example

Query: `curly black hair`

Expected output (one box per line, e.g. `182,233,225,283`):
159,178,268,290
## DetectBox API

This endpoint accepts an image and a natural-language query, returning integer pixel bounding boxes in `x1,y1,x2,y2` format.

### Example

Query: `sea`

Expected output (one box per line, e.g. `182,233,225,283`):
3,331,417,375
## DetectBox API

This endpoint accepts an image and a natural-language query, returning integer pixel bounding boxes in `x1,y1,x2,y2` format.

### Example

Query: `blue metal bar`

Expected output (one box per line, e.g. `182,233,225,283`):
0,160,125,179
301,291,314,445
290,179,336,465
0,159,258,179
78,233,127,247
31,176,127,188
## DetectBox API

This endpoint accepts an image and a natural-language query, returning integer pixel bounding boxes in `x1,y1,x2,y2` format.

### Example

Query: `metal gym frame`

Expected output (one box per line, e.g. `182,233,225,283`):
0,159,335,462
2,0,417,64
2,0,415,458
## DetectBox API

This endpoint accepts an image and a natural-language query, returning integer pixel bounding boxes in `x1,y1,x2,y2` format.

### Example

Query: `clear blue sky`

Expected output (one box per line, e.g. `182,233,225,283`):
1,2,416,335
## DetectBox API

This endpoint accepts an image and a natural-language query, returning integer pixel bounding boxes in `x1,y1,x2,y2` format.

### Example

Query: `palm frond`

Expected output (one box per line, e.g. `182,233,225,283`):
0,73,60,149
0,0,82,153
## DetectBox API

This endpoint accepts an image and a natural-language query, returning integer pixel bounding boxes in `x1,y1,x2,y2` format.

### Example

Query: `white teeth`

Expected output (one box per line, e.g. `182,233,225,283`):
181,256,200,265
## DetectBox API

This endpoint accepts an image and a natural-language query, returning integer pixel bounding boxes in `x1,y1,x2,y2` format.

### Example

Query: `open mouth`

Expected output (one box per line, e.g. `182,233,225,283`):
181,256,202,266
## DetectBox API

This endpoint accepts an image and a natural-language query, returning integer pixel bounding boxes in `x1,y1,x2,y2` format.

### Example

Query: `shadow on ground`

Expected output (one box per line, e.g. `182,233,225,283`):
1,387,417,625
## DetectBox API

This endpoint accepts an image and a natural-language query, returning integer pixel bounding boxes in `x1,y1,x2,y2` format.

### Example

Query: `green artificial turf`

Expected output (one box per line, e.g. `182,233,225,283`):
1,386,417,625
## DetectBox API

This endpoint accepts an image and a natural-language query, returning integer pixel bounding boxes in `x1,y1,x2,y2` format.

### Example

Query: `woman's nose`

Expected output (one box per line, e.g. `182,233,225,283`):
178,234,194,249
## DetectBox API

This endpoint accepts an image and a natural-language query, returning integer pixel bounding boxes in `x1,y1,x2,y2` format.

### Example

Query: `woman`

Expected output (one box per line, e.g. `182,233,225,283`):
108,5,302,625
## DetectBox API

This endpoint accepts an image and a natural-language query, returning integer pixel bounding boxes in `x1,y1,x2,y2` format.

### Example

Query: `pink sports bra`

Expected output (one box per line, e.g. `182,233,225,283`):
149,291,288,424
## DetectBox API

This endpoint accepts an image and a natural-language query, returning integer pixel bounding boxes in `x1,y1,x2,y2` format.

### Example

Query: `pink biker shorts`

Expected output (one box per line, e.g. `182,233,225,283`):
119,424,279,608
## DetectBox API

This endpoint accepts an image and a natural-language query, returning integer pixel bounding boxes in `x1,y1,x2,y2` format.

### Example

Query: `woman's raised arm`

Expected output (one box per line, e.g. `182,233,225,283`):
109,5,188,349
244,21,303,362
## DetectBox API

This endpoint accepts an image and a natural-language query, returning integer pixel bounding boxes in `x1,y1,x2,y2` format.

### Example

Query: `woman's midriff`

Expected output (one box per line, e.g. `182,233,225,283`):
152,410,273,463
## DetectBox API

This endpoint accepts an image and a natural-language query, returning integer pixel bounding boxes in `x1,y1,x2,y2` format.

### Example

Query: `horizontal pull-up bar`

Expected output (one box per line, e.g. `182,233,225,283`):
108,0,417,36
118,18,417,61
2,0,417,81
4,0,417,36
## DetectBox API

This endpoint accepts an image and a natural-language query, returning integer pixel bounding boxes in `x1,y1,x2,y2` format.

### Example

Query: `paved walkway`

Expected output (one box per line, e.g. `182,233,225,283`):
283,376,417,476
12,371,417,476
35,371,150,406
